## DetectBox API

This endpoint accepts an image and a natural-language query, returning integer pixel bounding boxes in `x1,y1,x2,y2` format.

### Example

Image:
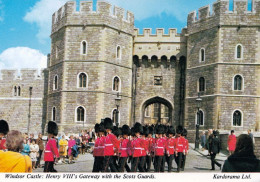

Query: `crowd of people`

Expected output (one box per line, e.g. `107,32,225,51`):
1,118,260,173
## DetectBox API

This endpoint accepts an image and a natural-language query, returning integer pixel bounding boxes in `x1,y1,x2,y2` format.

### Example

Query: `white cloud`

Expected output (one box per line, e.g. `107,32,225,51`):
0,47,47,70
23,0,216,43
24,0,69,44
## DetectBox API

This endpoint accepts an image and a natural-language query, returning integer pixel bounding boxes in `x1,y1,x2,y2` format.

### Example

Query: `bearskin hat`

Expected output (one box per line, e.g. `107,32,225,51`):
167,126,175,135
143,126,149,137
118,127,122,136
94,123,100,133
0,120,9,135
155,124,164,134
122,125,131,136
148,126,154,135
163,125,168,134
182,128,187,137
133,122,143,134
176,125,183,135
213,130,218,136
131,127,135,137
104,117,113,130
47,121,58,136
99,122,105,133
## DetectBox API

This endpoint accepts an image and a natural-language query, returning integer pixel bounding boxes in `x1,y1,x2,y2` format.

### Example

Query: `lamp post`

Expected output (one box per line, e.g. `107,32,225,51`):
195,93,202,149
27,87,33,133
115,93,121,127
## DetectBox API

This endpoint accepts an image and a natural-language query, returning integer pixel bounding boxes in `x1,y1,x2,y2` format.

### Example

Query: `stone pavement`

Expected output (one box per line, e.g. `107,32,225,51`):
34,144,228,173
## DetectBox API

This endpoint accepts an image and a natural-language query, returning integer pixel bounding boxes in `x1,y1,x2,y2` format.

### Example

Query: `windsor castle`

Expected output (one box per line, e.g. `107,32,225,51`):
0,0,260,137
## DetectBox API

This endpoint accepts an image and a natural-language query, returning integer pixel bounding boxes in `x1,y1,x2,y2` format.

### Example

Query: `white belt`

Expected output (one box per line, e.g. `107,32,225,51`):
99,146,105,148
168,146,174,148
105,144,113,146
178,145,183,146
45,150,52,153
155,147,164,149
120,148,128,150
134,148,142,150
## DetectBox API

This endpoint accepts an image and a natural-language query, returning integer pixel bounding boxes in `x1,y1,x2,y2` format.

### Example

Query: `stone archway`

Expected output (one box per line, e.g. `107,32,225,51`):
141,96,174,125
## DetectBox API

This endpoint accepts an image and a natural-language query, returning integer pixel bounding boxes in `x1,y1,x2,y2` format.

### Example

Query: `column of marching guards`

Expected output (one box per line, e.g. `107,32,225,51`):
92,118,189,173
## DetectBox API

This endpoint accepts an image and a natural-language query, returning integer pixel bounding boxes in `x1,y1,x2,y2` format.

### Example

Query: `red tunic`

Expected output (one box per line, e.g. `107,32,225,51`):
119,138,131,157
44,138,59,162
0,138,6,150
97,135,105,156
93,137,100,157
167,137,176,155
228,134,236,151
184,138,189,154
104,133,119,156
175,136,186,153
154,137,167,156
131,137,145,157
147,137,154,154
141,137,148,157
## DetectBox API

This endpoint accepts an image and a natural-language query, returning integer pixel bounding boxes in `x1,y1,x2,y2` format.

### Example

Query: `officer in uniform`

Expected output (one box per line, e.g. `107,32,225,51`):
145,125,154,172
44,121,59,172
102,118,119,172
175,125,185,172
0,120,9,151
92,123,100,172
181,128,189,171
97,123,106,172
166,126,176,172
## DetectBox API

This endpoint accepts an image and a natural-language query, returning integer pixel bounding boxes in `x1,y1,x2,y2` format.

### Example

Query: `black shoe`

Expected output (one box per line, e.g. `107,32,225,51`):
219,165,222,170
211,168,215,170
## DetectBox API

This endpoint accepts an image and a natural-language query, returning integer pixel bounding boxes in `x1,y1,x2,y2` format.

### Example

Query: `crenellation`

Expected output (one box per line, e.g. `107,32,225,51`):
97,1,112,16
187,11,196,25
114,6,124,20
0,70,17,81
80,1,93,13
126,11,134,23
134,28,179,38
234,0,248,14
198,5,211,20
0,69,44,81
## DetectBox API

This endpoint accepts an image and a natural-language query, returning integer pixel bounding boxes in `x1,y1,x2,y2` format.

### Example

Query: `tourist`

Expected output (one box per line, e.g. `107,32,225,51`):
68,135,76,164
36,133,44,168
21,138,30,156
0,120,9,150
0,130,32,172
29,139,39,170
43,121,59,172
200,131,206,151
248,129,255,144
209,130,221,170
227,130,236,155
222,134,260,172
59,135,68,163
28,133,34,144
206,129,213,156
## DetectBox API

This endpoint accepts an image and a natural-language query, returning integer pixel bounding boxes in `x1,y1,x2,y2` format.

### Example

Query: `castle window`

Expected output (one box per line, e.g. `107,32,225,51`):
113,76,120,92
52,107,56,121
200,48,205,62
233,110,242,126
196,110,204,126
17,86,21,96
78,72,87,88
235,44,243,59
199,77,205,92
55,46,58,59
81,41,87,55
154,103,159,118
53,75,58,90
234,75,243,90
14,86,17,96
154,76,163,86
116,46,121,59
145,105,150,117
76,106,85,122
164,105,169,118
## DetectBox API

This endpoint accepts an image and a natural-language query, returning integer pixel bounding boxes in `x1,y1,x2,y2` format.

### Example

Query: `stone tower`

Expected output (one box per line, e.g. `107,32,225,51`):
185,0,260,134
48,1,134,132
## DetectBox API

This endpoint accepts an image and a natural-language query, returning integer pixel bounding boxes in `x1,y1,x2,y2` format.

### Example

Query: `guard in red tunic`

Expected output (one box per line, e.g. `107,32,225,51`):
166,126,176,172
181,128,189,171
102,118,119,172
145,126,154,172
112,126,121,171
139,126,148,172
154,124,167,172
175,126,186,172
97,123,106,172
92,123,100,172
131,122,145,172
118,125,131,172
44,121,59,172
0,120,9,151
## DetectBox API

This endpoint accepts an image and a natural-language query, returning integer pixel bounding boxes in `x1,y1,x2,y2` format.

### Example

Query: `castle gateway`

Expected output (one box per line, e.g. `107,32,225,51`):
0,0,260,134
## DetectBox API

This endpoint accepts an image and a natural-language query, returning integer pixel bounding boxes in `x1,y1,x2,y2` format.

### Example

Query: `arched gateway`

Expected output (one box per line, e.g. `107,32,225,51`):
141,97,174,125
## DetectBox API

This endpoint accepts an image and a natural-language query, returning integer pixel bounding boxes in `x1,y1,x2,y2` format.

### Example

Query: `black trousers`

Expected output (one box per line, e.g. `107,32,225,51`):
131,157,139,172
138,156,146,172
154,156,164,172
102,156,118,172
145,155,152,172
210,153,221,169
92,156,104,172
160,155,166,172
118,157,130,172
166,154,174,172
181,155,186,171
44,161,57,172
36,150,43,167
175,152,183,172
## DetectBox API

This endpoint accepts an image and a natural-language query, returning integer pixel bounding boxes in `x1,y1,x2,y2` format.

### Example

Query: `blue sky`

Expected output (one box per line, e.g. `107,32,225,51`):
0,0,251,70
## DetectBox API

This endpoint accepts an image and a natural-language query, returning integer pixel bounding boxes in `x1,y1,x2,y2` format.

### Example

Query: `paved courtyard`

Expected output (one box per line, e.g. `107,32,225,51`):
34,144,228,173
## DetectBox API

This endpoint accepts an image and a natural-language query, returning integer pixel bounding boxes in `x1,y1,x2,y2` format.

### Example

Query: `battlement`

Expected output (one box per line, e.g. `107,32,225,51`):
134,28,186,43
0,69,45,81
188,0,260,25
52,1,134,34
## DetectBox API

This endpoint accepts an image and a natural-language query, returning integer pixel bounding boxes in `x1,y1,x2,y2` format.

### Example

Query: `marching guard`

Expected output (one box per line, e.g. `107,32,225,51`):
166,126,176,172
175,126,186,172
118,125,131,172
92,123,100,172
154,125,167,172
44,121,59,172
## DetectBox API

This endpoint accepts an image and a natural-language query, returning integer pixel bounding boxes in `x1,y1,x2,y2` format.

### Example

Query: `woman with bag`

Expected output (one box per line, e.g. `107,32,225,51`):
29,139,39,170
59,135,68,163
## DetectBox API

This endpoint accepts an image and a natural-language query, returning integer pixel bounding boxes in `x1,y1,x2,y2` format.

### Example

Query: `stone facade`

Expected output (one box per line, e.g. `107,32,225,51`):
0,0,260,134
